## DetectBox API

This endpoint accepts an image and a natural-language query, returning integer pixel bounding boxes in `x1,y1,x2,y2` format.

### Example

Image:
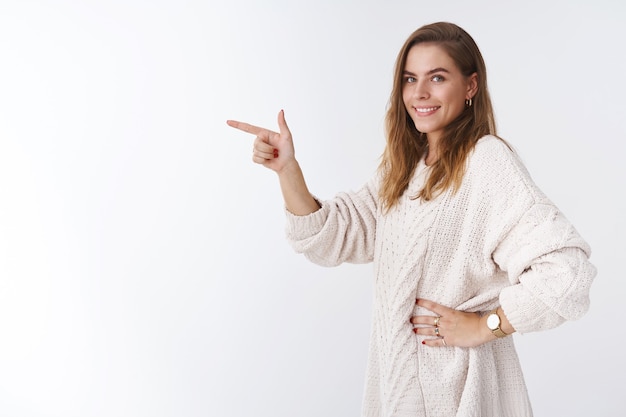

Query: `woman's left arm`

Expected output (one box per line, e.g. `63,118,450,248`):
411,140,596,347
492,203,596,334
411,203,596,348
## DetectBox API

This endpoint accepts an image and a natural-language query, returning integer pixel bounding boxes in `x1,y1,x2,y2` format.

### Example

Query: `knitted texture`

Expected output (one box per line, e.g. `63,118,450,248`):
285,136,596,417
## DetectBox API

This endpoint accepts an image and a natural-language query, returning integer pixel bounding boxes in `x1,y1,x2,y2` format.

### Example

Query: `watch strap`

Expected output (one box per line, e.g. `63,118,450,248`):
492,326,508,338
489,308,509,338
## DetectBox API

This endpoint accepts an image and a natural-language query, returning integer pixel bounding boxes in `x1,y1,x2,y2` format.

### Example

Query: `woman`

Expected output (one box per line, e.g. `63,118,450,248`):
227,22,595,417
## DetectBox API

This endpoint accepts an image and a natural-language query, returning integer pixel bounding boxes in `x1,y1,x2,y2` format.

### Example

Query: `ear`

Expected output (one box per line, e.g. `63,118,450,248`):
466,72,478,99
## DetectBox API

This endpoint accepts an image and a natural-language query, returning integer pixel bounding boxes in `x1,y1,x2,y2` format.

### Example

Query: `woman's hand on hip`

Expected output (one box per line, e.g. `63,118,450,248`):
410,298,495,348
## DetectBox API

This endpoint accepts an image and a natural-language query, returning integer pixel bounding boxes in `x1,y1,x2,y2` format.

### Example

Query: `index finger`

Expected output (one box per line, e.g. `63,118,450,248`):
416,298,450,316
226,119,274,137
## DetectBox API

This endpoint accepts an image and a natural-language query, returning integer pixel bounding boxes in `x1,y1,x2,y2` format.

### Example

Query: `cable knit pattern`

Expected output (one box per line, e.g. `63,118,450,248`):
285,136,596,417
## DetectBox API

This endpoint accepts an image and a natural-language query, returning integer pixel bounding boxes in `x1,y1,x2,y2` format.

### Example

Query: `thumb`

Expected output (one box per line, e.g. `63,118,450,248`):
277,109,291,137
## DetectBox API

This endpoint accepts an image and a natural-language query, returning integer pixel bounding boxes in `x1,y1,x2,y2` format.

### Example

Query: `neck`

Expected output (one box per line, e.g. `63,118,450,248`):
425,134,440,166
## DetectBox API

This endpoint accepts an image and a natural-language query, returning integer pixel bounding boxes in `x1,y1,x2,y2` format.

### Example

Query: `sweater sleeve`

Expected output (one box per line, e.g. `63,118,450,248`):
466,137,596,334
284,176,379,267
494,202,597,334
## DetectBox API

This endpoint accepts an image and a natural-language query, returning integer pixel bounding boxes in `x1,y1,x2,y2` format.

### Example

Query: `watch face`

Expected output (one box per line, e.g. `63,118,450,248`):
487,313,500,330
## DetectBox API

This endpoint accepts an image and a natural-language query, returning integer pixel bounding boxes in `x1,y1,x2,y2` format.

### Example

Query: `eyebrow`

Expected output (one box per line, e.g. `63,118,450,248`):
403,67,451,76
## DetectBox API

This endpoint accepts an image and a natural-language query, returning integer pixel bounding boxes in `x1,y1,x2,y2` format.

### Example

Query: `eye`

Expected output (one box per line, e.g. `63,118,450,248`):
431,74,445,82
404,76,417,84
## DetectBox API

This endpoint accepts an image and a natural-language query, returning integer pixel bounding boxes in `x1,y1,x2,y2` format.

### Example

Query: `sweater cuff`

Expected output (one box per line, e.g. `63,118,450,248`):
284,199,330,241
499,284,565,334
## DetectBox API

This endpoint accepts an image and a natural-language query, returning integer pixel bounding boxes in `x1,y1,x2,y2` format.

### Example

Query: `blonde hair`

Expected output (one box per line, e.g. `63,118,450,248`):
379,22,499,212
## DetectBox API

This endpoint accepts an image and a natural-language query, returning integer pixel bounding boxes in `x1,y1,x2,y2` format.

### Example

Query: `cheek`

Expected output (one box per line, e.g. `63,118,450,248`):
441,90,464,115
448,88,467,109
402,89,412,110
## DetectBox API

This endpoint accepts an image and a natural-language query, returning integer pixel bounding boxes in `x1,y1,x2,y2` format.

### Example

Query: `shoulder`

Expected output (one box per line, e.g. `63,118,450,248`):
467,135,528,180
464,135,546,204
470,135,518,166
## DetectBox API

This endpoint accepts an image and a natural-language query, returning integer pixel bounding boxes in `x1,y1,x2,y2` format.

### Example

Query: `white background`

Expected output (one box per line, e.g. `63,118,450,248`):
0,0,624,416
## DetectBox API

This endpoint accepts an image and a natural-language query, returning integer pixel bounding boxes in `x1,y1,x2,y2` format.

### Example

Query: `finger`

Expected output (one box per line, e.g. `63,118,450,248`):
253,147,278,161
254,136,277,155
410,315,440,326
276,109,291,137
416,298,450,316
252,153,276,164
226,119,275,137
412,326,443,337
434,326,442,337
420,336,448,348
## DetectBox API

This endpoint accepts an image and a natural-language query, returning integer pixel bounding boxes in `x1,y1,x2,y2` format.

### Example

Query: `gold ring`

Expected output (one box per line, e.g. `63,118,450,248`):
434,316,441,327
434,327,440,336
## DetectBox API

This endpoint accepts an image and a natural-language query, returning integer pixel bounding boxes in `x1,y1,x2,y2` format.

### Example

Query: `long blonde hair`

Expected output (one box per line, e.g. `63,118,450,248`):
379,22,498,212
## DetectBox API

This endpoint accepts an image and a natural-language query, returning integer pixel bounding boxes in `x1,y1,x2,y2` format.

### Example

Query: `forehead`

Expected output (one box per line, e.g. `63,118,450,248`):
404,42,459,73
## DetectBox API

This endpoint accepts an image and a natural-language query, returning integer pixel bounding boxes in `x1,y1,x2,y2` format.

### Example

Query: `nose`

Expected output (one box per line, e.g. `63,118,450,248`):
412,79,429,100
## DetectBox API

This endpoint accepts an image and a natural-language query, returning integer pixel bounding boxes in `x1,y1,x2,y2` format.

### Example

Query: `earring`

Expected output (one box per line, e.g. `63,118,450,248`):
465,98,473,107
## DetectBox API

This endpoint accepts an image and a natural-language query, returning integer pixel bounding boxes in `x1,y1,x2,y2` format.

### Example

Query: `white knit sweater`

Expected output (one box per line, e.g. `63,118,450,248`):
285,136,596,417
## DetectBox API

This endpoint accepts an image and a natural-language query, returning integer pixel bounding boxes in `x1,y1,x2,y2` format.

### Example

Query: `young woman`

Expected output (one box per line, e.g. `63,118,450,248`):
227,22,595,417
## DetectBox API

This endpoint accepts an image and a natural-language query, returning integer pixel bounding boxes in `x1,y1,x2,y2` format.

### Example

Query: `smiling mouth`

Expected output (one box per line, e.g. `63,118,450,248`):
415,106,440,113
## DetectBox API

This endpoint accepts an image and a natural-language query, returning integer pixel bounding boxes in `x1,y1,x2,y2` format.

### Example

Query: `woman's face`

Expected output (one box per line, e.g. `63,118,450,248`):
402,43,477,143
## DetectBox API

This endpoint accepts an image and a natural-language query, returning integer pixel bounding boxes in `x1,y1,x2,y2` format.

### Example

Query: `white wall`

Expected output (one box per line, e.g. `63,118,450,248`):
0,0,623,416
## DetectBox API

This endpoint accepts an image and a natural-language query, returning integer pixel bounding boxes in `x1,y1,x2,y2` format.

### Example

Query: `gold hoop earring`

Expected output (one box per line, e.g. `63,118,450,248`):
465,98,473,107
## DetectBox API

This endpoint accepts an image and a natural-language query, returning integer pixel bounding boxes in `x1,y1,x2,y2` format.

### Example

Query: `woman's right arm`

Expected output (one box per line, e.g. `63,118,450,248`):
228,110,378,266
285,178,379,266
227,110,320,215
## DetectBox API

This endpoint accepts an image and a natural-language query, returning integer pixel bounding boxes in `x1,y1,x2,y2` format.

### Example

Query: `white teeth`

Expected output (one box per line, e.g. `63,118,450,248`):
416,107,438,113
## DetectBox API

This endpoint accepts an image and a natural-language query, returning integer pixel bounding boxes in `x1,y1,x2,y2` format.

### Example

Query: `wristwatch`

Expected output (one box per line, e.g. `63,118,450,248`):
486,308,509,338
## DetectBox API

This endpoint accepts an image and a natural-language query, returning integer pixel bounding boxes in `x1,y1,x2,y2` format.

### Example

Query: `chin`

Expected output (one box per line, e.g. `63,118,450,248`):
413,125,433,134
